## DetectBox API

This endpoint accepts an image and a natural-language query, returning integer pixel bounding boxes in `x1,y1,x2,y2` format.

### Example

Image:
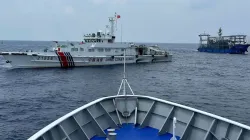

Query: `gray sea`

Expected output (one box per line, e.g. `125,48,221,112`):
0,41,250,140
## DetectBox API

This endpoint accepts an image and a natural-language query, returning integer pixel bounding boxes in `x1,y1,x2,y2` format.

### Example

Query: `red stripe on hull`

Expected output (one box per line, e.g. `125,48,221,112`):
58,52,68,67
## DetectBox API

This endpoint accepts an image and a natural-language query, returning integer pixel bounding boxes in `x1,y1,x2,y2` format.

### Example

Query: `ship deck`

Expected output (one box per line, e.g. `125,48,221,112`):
91,124,180,140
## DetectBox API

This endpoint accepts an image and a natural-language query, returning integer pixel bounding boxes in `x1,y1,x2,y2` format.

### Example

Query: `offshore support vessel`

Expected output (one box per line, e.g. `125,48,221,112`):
198,28,249,54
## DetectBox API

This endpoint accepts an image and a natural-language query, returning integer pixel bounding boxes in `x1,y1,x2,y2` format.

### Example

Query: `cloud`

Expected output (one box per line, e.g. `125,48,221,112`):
1,0,250,42
188,0,217,10
91,0,106,5
90,0,127,5
64,5,74,15
112,0,127,4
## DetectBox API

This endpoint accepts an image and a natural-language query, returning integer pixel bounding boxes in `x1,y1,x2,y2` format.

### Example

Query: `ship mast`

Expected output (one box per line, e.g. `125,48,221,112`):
107,13,120,43
117,49,135,96
109,14,116,36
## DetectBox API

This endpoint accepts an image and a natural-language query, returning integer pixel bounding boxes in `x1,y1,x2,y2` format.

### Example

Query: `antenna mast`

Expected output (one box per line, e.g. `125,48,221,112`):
109,14,116,36
117,49,135,96
123,48,126,95
121,24,123,43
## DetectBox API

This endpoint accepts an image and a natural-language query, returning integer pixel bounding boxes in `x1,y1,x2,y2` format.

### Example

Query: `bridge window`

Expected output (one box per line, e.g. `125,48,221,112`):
115,49,119,53
98,48,104,52
71,48,78,51
88,49,95,52
80,48,84,51
105,48,111,52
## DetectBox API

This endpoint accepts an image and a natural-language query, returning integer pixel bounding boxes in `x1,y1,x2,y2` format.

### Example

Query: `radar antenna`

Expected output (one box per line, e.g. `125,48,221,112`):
218,27,222,37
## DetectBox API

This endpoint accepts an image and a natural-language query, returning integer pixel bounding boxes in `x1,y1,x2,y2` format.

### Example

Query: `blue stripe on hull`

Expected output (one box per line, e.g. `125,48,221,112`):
91,124,180,140
198,48,230,53
198,44,249,54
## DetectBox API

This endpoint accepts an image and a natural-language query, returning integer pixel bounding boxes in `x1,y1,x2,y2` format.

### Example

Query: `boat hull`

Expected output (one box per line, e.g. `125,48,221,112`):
28,95,250,140
1,53,172,68
198,44,249,54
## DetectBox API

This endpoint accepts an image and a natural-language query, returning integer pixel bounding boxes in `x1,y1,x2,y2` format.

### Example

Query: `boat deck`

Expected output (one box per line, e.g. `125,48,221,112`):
91,124,180,140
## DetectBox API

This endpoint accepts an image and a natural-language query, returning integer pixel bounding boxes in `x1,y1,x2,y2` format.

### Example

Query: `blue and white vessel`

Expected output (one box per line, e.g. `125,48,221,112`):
198,28,249,54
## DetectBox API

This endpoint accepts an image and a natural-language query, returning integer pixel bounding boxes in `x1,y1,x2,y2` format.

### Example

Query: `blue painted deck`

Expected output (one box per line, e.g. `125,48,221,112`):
91,124,180,140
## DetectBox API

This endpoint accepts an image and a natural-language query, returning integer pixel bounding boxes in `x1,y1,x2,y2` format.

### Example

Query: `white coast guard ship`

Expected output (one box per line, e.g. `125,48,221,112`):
0,14,172,68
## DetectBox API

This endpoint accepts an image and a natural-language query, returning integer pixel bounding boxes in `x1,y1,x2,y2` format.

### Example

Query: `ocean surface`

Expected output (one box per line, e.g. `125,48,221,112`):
0,41,250,140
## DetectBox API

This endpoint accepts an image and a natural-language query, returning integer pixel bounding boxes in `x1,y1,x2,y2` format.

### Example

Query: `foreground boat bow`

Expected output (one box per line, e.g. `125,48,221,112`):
28,95,250,140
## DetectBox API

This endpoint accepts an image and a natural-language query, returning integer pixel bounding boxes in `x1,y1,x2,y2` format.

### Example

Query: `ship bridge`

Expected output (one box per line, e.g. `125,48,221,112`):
83,13,120,44
83,30,116,44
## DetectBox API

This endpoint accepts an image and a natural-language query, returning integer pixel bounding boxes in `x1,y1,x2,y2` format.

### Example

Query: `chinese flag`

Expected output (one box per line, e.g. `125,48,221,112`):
117,15,121,19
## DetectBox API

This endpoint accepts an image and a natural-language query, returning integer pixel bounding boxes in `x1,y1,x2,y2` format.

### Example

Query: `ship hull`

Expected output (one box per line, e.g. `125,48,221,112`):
1,53,172,68
198,44,249,54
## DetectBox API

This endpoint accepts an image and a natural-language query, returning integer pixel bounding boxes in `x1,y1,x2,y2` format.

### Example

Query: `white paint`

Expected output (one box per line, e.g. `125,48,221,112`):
171,117,177,140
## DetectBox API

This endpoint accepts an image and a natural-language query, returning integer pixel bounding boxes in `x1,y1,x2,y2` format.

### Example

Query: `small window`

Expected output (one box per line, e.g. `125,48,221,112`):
80,48,84,51
105,48,111,52
88,49,94,52
71,48,78,51
98,48,104,52
121,49,124,52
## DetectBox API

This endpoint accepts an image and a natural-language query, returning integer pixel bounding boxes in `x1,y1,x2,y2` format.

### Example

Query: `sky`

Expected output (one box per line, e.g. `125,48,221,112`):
0,0,250,43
